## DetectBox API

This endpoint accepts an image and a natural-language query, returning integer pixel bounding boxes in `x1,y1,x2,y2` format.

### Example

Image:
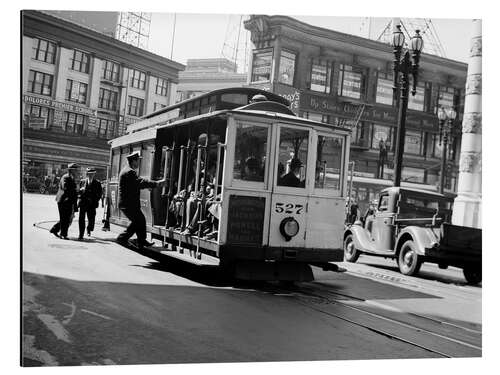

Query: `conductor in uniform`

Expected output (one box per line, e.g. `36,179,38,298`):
117,151,164,249
50,163,79,239
78,167,102,240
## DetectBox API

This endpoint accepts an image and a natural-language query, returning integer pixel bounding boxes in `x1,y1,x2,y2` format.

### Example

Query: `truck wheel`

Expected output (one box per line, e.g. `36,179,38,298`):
463,266,481,285
344,234,359,263
398,240,422,276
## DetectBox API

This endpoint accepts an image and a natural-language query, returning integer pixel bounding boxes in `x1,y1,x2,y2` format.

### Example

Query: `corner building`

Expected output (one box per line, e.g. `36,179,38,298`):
244,15,467,212
22,10,184,182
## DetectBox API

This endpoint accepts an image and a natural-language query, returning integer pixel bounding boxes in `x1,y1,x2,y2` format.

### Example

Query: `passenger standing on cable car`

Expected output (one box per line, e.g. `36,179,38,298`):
116,151,165,249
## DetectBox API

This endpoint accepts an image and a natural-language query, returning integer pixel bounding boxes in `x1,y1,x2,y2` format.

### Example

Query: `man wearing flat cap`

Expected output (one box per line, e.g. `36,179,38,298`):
50,163,79,239
77,167,102,240
117,151,165,249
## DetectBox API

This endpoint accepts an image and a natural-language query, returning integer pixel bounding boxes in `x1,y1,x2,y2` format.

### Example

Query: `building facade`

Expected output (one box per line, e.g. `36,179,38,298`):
176,58,247,102
22,10,184,184
244,15,467,211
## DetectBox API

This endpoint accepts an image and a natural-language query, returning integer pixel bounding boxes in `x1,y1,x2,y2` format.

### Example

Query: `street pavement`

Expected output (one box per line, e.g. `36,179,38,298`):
22,193,482,366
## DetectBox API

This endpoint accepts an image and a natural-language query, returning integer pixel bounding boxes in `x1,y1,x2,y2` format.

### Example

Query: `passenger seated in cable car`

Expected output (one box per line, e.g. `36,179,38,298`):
242,156,262,182
278,158,305,188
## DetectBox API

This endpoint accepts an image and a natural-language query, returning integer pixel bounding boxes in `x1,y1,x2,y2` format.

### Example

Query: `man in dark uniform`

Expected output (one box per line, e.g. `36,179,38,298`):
278,158,305,188
116,151,164,249
50,163,79,239
77,167,102,240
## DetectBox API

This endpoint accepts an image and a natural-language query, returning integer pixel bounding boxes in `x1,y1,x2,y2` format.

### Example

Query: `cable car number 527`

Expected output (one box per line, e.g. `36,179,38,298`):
275,203,304,214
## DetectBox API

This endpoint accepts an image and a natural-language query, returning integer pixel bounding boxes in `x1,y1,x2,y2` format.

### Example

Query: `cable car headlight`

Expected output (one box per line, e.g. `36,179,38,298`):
279,217,300,241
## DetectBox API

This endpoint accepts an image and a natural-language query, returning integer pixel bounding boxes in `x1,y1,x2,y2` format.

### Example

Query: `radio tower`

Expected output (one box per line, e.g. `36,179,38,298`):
377,18,446,58
116,12,152,50
221,15,251,73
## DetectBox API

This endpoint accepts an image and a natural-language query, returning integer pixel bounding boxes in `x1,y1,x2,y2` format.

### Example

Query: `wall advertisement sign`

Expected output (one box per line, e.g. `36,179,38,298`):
23,94,96,117
300,92,434,129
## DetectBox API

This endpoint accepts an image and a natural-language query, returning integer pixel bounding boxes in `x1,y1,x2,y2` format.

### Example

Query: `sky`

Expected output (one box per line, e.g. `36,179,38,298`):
148,13,474,70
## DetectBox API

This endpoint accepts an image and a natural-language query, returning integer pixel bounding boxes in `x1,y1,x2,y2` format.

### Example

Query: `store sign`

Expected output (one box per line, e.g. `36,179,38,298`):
301,92,430,128
23,94,96,117
24,144,108,163
273,83,300,114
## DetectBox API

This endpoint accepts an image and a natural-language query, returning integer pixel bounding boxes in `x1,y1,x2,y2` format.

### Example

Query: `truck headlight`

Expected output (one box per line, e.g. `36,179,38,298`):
280,217,299,241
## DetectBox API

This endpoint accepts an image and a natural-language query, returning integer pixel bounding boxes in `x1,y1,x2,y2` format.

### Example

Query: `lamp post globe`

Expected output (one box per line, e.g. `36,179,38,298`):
438,106,447,121
392,24,405,48
410,30,424,53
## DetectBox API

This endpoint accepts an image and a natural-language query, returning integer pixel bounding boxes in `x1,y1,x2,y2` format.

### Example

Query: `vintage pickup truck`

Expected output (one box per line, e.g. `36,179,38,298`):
343,187,482,284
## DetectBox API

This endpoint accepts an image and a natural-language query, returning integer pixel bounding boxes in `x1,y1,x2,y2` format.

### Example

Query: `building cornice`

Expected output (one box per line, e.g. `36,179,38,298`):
22,10,185,82
246,15,467,76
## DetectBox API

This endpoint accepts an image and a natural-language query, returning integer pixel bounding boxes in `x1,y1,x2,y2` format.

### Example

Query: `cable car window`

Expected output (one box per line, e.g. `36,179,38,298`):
277,128,309,188
119,147,130,173
233,123,268,182
139,145,154,178
111,149,120,179
315,135,343,190
221,93,248,106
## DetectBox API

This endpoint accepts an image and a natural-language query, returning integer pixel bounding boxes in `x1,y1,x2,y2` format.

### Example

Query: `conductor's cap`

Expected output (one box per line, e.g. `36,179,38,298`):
67,163,79,169
126,151,142,161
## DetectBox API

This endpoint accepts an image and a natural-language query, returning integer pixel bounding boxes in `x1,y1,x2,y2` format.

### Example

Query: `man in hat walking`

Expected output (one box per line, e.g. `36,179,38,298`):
116,151,164,249
50,163,79,239
77,167,102,240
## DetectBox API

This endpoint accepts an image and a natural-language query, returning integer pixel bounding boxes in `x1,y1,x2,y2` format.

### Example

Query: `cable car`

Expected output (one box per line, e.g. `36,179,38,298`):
106,88,351,281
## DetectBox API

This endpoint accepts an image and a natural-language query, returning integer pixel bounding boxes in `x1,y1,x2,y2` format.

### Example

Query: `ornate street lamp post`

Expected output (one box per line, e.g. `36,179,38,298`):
437,106,457,194
392,25,424,187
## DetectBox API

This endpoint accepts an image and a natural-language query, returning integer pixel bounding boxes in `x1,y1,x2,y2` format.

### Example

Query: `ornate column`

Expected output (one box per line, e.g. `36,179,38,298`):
452,20,482,228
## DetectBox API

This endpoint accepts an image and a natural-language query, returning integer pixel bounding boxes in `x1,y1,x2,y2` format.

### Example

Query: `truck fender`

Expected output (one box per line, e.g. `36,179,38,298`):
396,227,439,256
344,224,373,253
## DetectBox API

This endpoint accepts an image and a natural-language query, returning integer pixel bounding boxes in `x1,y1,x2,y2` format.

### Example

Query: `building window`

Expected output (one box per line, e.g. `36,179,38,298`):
26,105,53,129
408,84,426,111
304,112,328,123
251,49,273,83
155,78,168,96
338,64,366,100
402,167,425,183
127,96,144,117
376,72,394,105
351,122,371,148
102,60,120,82
154,102,166,112
31,38,56,64
98,88,118,111
27,70,53,96
65,80,88,104
371,125,392,150
404,130,422,155
96,118,116,139
71,50,90,73
437,86,458,110
130,69,146,89
63,112,86,135
278,50,296,86
310,59,333,93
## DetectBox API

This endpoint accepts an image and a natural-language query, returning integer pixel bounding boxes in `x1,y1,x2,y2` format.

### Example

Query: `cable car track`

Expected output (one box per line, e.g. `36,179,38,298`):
261,282,481,358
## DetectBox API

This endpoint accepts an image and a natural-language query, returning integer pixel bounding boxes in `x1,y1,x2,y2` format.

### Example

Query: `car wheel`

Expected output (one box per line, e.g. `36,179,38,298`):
463,265,481,285
344,234,360,263
398,239,422,276
39,185,46,194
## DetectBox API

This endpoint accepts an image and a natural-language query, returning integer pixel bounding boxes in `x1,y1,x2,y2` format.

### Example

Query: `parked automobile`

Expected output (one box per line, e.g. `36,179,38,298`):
343,187,482,284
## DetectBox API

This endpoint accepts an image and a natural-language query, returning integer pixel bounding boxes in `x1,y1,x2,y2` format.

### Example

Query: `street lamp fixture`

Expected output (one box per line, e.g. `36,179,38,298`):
392,25,424,187
437,106,457,194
